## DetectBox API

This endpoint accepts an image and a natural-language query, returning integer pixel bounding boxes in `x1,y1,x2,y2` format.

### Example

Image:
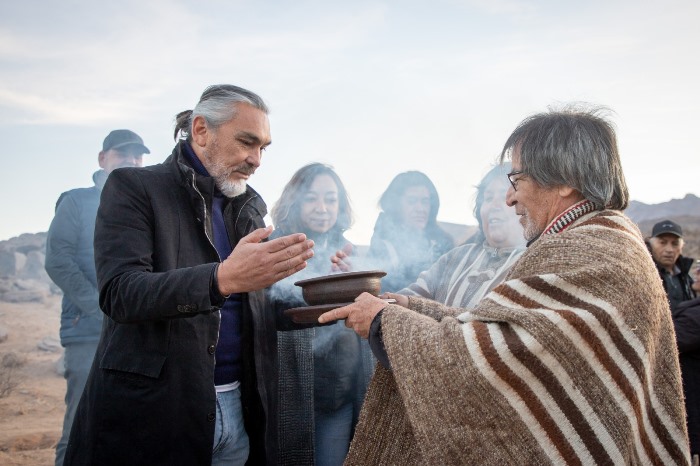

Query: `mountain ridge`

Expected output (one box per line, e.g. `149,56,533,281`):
1,193,697,302
626,193,700,223
625,193,700,260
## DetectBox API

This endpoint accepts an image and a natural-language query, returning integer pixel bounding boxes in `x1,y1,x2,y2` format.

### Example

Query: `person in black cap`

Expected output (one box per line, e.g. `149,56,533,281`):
45,129,149,466
649,224,700,462
647,219,696,310
98,129,150,173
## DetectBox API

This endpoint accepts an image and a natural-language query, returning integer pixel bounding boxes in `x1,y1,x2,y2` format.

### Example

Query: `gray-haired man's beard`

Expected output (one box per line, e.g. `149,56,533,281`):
201,149,255,198
521,216,541,242
215,176,247,198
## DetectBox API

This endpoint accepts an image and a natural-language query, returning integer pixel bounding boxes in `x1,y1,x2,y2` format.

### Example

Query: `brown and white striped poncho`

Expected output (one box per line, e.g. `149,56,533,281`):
346,209,690,465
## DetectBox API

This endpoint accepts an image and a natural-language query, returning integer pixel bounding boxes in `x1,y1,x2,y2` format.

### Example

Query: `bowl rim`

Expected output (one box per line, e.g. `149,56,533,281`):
294,270,386,287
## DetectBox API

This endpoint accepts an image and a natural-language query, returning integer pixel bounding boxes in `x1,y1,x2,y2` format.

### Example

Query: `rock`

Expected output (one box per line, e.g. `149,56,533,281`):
14,252,27,274
0,289,46,303
37,336,61,353
12,232,47,254
20,251,48,280
0,233,55,302
2,352,26,368
0,279,11,293
15,278,51,293
0,278,51,302
0,249,16,277
0,431,59,452
55,354,65,376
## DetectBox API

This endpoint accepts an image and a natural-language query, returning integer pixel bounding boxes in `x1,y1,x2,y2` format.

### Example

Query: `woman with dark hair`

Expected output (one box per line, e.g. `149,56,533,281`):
368,171,455,292
395,163,525,307
270,163,353,244
251,163,373,466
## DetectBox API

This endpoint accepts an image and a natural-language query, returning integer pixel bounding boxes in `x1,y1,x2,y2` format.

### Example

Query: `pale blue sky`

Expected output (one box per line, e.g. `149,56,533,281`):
2,0,698,244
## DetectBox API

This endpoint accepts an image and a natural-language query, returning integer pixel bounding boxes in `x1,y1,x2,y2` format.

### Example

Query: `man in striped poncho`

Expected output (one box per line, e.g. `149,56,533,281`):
320,106,691,465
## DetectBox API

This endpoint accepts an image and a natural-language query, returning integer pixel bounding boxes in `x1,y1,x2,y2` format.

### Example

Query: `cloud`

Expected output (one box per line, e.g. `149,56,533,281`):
0,1,395,124
1,0,699,242
450,0,538,16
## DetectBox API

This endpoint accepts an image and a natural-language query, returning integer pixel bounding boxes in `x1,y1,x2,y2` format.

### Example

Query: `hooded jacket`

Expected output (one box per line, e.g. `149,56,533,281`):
45,170,108,345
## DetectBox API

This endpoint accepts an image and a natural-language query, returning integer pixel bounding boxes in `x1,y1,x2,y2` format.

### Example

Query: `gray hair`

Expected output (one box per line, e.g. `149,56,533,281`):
499,104,629,210
173,84,269,141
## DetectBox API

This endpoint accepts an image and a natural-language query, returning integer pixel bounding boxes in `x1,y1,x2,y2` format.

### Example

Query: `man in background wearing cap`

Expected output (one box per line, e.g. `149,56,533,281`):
648,219,696,310
45,129,149,466
649,221,700,463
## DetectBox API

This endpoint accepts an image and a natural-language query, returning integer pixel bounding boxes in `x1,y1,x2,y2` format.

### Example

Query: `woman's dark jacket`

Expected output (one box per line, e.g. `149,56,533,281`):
249,228,375,465
64,141,269,466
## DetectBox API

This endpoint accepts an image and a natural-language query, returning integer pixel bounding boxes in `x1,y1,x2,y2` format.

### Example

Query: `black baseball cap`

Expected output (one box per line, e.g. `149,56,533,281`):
102,129,150,154
651,220,683,238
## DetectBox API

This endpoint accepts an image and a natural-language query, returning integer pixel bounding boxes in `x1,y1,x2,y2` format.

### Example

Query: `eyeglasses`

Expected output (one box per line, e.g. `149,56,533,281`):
506,170,524,191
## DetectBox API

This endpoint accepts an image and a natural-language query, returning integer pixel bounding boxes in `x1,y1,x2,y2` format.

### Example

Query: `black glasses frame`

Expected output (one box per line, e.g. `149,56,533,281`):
507,170,524,191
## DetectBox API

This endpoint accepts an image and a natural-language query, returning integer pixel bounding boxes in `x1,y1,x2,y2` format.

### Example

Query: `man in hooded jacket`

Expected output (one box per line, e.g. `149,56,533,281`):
45,129,149,466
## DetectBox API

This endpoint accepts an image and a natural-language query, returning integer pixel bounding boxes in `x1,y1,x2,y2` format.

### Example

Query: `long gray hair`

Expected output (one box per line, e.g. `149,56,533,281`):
499,104,629,210
173,84,269,141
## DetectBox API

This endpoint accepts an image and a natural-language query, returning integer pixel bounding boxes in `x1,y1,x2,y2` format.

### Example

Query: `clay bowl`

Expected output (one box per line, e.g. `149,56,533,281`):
294,270,387,306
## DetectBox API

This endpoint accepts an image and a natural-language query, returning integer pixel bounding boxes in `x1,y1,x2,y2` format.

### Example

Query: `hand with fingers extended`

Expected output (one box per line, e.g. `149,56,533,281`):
217,226,314,295
318,292,387,338
330,243,354,273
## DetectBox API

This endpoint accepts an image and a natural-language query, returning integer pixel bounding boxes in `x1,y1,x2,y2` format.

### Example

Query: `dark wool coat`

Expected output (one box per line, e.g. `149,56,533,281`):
673,296,700,455
64,141,269,466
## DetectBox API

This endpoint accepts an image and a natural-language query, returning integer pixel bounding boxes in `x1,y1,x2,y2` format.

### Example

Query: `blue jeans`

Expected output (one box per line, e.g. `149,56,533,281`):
55,340,99,466
211,388,249,466
315,402,354,466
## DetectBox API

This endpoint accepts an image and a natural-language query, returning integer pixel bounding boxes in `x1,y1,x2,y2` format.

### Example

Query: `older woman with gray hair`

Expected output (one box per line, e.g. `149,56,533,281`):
393,162,525,308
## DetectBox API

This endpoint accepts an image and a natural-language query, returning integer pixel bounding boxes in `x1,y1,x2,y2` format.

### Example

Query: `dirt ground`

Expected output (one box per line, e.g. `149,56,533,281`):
0,295,64,466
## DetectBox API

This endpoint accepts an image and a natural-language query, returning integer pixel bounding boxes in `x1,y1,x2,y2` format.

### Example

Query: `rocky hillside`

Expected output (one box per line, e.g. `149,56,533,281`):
0,192,697,305
626,193,700,223
0,233,58,303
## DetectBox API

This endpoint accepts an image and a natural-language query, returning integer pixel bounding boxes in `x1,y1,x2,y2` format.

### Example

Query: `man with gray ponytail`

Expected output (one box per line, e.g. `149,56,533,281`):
64,85,314,466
